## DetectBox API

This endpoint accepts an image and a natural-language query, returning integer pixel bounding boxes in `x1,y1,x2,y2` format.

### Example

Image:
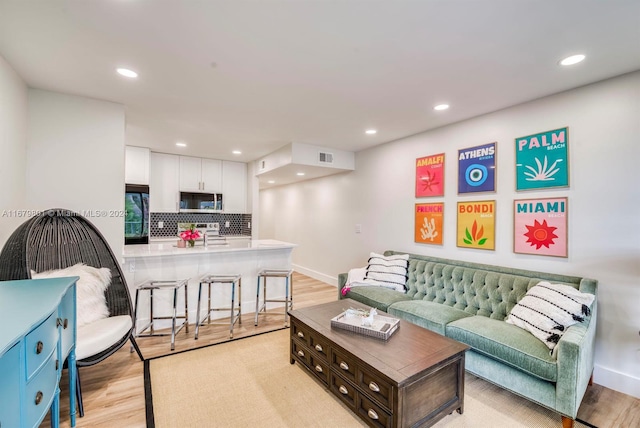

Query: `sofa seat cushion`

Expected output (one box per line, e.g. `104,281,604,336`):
388,300,473,336
344,286,412,312
76,315,132,361
447,316,557,382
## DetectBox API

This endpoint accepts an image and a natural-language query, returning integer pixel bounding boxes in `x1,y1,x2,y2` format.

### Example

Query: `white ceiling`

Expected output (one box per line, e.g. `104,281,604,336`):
1,0,639,165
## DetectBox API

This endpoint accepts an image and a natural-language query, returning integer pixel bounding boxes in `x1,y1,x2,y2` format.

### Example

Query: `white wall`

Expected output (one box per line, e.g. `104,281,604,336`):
0,55,28,246
26,89,126,254
259,71,640,397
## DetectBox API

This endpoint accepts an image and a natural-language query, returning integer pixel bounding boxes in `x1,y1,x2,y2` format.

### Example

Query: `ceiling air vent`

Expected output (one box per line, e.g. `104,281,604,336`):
319,152,334,164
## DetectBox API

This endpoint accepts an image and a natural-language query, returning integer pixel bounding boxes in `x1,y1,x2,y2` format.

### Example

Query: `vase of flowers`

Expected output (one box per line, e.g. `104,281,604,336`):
179,223,201,248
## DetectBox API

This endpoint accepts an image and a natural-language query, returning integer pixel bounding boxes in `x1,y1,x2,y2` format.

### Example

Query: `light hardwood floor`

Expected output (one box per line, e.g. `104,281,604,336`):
46,272,639,428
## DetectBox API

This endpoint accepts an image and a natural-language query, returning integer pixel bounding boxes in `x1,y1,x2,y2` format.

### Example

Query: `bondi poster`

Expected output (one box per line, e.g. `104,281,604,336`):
456,200,495,250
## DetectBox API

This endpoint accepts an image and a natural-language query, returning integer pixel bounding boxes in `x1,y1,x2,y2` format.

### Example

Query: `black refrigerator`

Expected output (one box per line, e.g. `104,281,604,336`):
125,184,149,245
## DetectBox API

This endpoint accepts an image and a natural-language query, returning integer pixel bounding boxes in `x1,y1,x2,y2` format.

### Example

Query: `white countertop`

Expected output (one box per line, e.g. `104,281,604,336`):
123,239,296,258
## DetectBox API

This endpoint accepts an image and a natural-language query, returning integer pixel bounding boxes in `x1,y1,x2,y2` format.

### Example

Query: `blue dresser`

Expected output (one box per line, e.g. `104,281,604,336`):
0,277,78,428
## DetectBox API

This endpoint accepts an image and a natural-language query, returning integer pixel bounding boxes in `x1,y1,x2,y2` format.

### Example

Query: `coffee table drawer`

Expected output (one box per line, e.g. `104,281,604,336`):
291,321,310,346
291,338,309,367
358,393,392,428
309,334,329,362
358,368,393,411
331,348,357,383
309,354,329,385
330,372,356,410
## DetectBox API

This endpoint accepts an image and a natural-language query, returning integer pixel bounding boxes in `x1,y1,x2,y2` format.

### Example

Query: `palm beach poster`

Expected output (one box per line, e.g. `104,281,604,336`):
514,197,568,257
458,142,496,194
515,127,569,191
456,200,495,250
415,203,444,245
415,153,445,197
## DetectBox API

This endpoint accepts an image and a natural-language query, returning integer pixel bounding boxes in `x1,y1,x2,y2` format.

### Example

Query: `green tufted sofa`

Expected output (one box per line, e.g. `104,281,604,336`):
338,251,597,427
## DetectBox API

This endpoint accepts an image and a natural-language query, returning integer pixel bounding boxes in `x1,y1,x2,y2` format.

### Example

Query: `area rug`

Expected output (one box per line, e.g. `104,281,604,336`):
145,329,596,428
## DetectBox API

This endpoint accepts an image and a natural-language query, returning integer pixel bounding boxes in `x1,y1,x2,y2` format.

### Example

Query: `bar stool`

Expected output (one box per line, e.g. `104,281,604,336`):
254,269,294,327
133,279,189,351
195,274,242,339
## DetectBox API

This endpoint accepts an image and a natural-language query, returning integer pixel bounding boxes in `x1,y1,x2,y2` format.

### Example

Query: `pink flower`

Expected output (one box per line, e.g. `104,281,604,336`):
341,286,351,296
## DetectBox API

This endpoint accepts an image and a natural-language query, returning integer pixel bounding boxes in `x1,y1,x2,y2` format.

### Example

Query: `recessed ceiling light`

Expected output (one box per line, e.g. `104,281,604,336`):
116,68,138,78
434,104,450,111
296,172,305,176
232,150,242,155
560,54,586,66
176,142,187,147
268,180,275,184
365,129,377,135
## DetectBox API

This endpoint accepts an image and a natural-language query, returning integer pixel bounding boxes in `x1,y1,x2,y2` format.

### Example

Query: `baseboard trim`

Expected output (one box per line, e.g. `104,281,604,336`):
292,264,338,287
594,364,640,399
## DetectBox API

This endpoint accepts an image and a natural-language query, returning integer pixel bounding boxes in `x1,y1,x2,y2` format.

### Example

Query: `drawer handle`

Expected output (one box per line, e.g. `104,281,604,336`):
339,361,349,371
367,409,379,420
56,317,63,327
315,344,323,352
369,381,380,393
55,360,59,370
36,341,43,354
35,391,43,405
64,318,68,329
339,385,348,395
297,331,304,338
315,365,323,373
297,350,305,357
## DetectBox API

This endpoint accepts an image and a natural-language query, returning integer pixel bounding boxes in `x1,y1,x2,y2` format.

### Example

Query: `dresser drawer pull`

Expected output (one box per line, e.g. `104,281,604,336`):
63,318,68,329
315,344,323,352
369,381,380,393
339,385,348,395
36,341,43,354
367,409,379,420
315,365,323,373
35,391,43,405
297,331,304,338
55,360,59,370
339,361,349,371
297,350,305,357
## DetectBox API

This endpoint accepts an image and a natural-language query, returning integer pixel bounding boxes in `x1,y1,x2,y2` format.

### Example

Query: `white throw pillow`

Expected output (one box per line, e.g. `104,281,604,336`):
32,263,111,327
506,281,595,351
362,252,409,292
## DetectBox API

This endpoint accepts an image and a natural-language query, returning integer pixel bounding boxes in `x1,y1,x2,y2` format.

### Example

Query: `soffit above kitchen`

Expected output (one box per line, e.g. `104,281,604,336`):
0,1,639,163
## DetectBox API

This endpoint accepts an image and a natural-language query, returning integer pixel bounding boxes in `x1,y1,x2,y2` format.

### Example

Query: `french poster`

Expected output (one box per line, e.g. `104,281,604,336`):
415,153,445,197
515,127,569,191
458,142,496,194
514,197,568,257
456,200,495,250
415,203,444,245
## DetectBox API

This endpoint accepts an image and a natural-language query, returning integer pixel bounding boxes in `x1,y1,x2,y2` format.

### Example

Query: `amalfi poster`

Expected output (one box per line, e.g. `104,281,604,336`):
513,197,568,257
415,203,444,245
456,200,495,250
415,153,445,197
515,127,569,191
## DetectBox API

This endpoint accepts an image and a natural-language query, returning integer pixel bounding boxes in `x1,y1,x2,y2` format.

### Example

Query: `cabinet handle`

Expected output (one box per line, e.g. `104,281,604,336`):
339,385,348,395
315,344,323,352
63,318,68,329
297,350,305,357
55,360,59,370
315,365,323,373
367,409,379,420
369,381,380,393
35,391,43,405
36,341,43,354
56,317,63,328
297,331,304,338
339,361,349,371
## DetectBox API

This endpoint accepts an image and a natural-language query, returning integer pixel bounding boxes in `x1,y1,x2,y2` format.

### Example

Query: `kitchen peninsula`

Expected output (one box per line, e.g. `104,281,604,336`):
122,239,296,331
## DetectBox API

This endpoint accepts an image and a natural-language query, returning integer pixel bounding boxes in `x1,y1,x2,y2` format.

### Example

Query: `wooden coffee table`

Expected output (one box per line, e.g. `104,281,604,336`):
289,299,469,428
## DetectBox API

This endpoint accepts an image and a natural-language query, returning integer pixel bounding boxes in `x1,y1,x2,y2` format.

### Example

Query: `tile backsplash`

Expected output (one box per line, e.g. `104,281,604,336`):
150,212,252,238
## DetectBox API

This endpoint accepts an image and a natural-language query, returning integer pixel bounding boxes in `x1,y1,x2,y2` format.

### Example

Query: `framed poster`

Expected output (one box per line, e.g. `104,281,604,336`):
514,197,568,257
415,203,444,245
456,200,495,250
458,142,496,194
515,127,569,191
415,153,445,197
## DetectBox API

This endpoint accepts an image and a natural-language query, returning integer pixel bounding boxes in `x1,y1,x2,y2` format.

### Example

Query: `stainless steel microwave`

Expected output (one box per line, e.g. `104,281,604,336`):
179,192,223,213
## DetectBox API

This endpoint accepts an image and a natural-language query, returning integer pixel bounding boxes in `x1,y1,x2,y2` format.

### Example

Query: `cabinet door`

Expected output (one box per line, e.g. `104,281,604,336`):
150,153,180,212
125,146,150,185
179,156,203,191
222,161,247,213
0,342,21,428
201,158,222,192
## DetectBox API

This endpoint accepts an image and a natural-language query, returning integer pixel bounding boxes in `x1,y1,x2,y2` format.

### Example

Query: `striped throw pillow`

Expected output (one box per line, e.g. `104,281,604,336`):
363,252,409,292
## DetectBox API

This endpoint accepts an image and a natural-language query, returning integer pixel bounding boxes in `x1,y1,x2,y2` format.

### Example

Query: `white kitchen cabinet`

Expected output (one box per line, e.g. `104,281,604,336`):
150,152,180,212
125,146,150,185
179,156,222,192
222,160,247,213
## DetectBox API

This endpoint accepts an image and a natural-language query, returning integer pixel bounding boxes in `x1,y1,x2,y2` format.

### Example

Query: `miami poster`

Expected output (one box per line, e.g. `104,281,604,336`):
456,200,495,250
416,153,444,197
415,203,444,245
458,142,496,194
514,197,568,257
515,127,569,191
